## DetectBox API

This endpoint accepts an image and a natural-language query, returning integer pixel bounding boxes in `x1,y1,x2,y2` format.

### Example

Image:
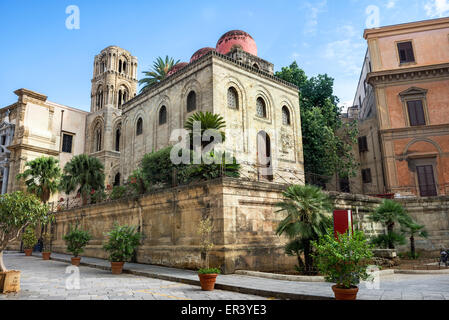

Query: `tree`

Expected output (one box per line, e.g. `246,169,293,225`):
275,62,358,183
16,156,61,204
369,199,410,249
401,220,428,259
184,111,226,149
139,56,180,93
0,192,49,272
60,154,105,205
275,184,333,274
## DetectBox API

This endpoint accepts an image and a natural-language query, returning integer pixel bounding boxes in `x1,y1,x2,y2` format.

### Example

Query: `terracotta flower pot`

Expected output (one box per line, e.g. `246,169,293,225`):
332,285,359,300
111,262,125,274
198,273,218,291
42,252,51,260
24,249,32,256
71,257,81,266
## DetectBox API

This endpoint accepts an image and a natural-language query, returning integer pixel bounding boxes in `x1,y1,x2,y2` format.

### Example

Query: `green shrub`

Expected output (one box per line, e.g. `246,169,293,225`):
198,268,221,275
141,147,181,186
109,185,128,200
312,230,374,289
127,169,150,195
370,232,406,249
63,224,92,257
103,224,141,262
22,226,37,250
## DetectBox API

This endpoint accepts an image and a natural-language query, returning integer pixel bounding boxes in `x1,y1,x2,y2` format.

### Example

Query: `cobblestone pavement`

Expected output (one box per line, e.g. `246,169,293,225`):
0,253,268,300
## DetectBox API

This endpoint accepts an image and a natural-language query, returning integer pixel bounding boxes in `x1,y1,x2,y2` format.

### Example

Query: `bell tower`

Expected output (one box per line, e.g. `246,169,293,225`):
86,46,138,186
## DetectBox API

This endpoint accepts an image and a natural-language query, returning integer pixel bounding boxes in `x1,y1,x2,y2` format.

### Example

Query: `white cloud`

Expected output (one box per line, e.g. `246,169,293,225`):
303,0,327,35
386,0,397,9
324,39,364,75
425,0,449,17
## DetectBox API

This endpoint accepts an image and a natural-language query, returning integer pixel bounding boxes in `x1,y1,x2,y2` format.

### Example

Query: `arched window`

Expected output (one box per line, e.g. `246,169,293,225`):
119,60,122,73
256,97,267,118
282,106,291,126
253,63,259,70
123,61,127,74
114,173,121,187
159,106,167,125
115,128,121,152
118,90,122,107
187,91,197,113
227,87,238,109
94,124,102,152
136,118,143,136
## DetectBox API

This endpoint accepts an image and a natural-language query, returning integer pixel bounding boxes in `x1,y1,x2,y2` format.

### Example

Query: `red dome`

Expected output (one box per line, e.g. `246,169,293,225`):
216,30,257,56
167,62,188,77
190,47,215,63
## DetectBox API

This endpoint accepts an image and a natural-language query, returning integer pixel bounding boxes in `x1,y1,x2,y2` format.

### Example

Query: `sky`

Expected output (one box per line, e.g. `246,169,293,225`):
0,0,448,112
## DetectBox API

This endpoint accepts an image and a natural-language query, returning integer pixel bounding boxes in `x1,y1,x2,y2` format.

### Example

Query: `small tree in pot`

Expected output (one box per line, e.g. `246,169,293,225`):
197,217,220,291
63,224,92,266
312,229,374,300
103,224,141,274
22,226,37,256
0,192,49,293
41,229,52,260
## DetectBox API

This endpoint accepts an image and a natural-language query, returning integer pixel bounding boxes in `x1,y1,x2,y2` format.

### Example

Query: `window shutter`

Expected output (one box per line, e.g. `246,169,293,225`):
398,42,415,63
407,100,425,126
417,165,437,197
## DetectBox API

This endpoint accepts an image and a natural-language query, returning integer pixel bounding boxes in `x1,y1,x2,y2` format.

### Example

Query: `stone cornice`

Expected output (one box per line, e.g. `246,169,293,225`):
14,88,47,102
364,17,449,39
367,63,449,86
7,143,59,156
123,50,299,111
380,123,449,137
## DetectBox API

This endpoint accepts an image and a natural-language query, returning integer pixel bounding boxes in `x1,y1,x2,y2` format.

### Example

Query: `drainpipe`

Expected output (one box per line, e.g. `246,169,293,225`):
59,110,65,153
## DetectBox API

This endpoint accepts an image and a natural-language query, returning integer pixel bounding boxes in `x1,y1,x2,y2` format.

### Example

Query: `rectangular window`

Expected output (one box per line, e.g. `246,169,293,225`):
397,41,415,64
416,165,437,197
362,168,372,184
407,100,426,126
358,136,368,153
62,134,73,153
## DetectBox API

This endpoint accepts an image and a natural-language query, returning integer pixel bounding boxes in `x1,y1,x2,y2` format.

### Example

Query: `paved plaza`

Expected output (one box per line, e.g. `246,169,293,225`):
0,252,267,300
2,252,449,300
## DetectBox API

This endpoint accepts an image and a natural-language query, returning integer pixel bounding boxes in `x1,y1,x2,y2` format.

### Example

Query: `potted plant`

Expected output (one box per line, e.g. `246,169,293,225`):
103,224,141,274
312,229,374,300
41,230,52,260
22,226,37,256
197,217,220,291
63,224,92,266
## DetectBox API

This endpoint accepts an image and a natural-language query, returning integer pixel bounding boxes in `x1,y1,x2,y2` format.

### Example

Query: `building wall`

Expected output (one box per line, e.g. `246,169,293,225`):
47,178,385,274
364,17,449,197
1,89,87,202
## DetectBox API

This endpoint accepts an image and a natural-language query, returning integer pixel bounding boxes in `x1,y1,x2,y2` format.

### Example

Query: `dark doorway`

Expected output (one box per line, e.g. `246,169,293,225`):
257,131,273,181
416,165,437,197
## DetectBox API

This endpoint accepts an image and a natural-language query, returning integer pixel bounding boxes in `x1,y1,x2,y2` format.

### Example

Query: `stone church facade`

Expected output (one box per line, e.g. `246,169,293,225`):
0,30,304,200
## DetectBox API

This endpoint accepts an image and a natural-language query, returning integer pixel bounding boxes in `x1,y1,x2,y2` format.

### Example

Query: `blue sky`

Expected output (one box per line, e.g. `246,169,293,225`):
0,0,448,111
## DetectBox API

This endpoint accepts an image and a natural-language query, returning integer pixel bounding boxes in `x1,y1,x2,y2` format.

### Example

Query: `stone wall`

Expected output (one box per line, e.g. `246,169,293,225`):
397,196,449,254
45,178,389,274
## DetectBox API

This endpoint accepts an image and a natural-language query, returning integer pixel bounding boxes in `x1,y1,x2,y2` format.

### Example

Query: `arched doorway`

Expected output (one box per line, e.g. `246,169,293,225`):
257,131,273,181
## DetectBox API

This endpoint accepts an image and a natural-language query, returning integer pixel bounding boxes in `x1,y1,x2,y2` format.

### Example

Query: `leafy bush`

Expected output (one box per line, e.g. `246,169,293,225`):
127,169,150,196
198,268,221,275
370,232,406,249
141,147,181,186
63,224,92,257
312,230,374,289
109,185,128,200
22,226,37,250
103,224,141,262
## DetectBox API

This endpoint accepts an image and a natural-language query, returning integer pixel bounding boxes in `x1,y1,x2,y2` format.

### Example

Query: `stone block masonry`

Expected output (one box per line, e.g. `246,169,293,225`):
26,178,448,274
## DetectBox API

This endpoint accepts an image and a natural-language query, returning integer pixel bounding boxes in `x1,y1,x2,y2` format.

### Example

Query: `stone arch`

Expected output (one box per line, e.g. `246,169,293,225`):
254,85,274,121
402,138,443,157
182,79,202,114
90,117,105,153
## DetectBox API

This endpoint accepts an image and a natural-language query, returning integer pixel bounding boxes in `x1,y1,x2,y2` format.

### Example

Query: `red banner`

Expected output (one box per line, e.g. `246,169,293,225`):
333,210,353,239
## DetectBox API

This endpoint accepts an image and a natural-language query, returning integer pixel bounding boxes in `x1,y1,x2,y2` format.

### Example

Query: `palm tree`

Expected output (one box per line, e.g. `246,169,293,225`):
139,56,180,93
60,154,105,205
275,185,333,274
369,199,410,249
401,220,428,259
185,111,226,149
16,156,61,204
